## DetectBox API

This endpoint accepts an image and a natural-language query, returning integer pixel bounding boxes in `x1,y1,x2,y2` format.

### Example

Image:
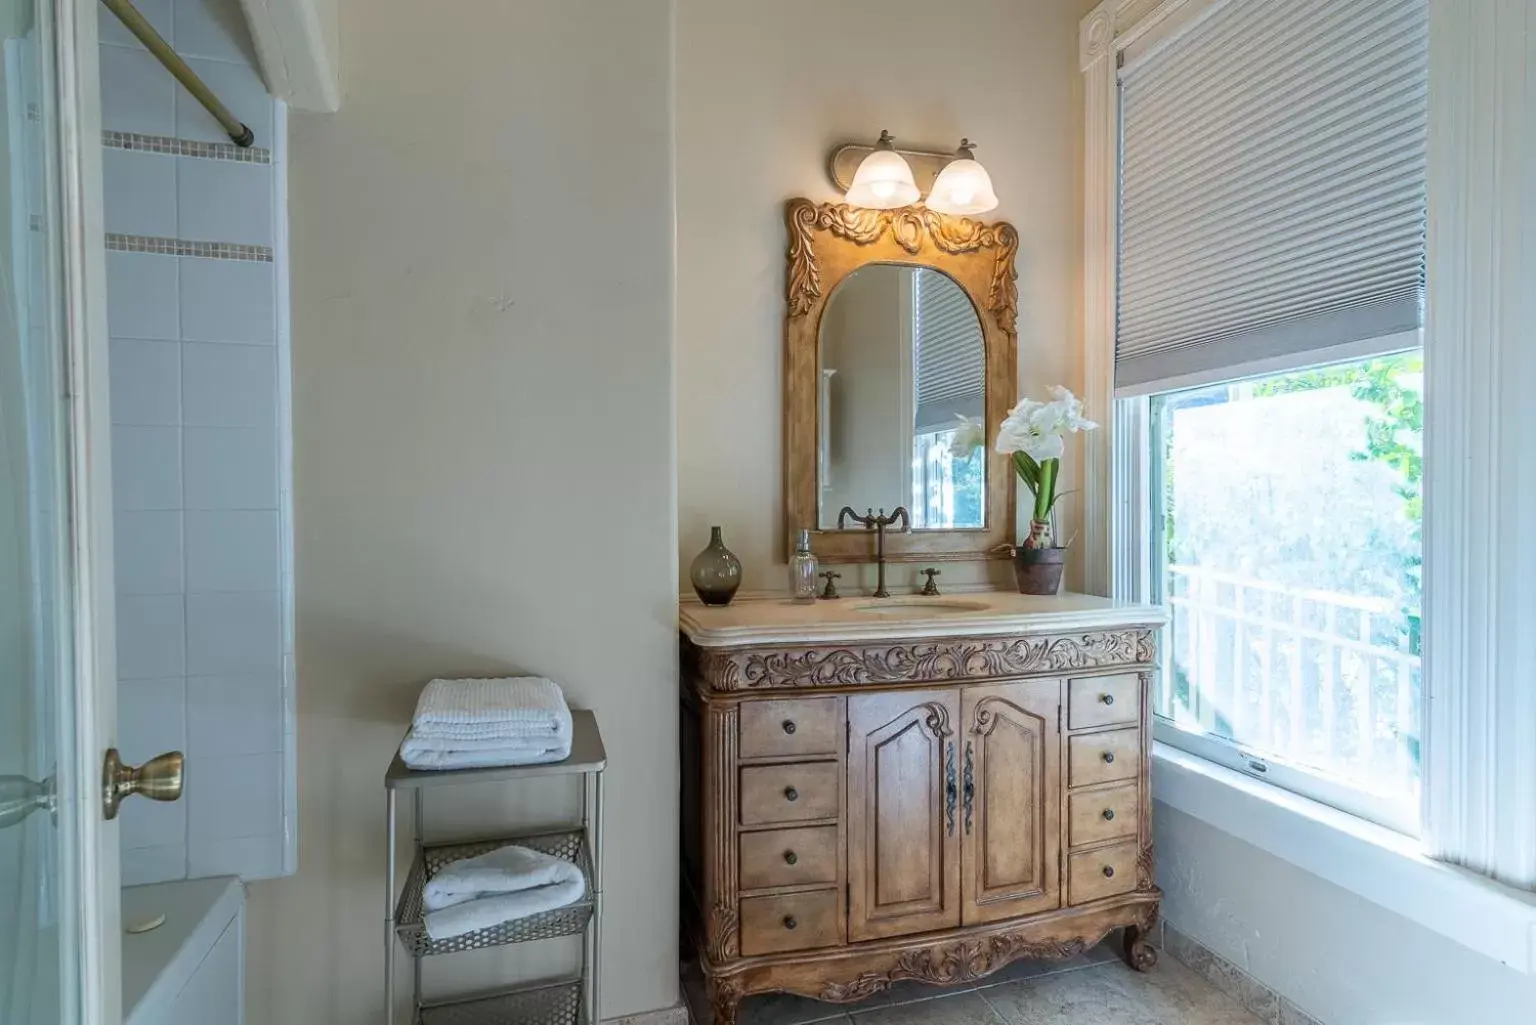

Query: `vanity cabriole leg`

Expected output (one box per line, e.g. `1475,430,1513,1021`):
707,976,741,1025
384,788,396,1025
1122,902,1159,971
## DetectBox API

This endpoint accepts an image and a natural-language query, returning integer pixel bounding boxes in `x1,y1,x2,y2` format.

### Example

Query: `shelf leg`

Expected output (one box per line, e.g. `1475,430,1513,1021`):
591,769,604,1024
385,789,396,1025
414,788,425,1007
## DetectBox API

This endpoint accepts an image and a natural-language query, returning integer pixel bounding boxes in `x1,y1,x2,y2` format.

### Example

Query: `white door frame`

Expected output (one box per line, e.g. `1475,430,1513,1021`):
56,1,118,1021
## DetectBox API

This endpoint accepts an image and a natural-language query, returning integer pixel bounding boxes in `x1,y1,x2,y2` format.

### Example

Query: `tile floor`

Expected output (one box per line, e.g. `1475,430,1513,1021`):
682,935,1265,1025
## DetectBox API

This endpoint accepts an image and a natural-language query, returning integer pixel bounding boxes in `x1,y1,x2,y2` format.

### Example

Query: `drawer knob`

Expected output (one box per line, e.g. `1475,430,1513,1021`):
783,915,798,930
1102,865,1115,879
784,850,798,865
784,786,799,802
1102,751,1116,764
1101,693,1115,705
1102,808,1115,821
782,720,797,735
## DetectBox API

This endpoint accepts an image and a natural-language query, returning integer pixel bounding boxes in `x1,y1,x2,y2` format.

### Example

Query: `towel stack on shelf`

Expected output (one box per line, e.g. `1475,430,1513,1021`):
400,677,573,770
422,844,586,940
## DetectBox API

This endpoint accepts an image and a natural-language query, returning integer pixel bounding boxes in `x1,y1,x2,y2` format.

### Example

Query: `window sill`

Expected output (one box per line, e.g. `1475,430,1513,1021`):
1152,742,1536,975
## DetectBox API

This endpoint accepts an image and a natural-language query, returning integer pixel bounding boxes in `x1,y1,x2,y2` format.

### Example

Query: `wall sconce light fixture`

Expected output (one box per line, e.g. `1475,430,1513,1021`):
830,133,1000,214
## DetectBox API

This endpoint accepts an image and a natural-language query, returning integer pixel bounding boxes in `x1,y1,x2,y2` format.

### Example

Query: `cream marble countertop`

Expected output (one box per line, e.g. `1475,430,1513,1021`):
679,590,1166,647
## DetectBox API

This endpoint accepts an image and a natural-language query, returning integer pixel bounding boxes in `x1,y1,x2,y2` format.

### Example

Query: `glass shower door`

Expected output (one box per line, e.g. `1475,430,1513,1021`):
0,0,82,1022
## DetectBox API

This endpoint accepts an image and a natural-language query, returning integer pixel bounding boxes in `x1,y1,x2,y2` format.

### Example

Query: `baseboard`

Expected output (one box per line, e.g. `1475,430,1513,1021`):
1160,920,1325,1025
605,1002,690,1025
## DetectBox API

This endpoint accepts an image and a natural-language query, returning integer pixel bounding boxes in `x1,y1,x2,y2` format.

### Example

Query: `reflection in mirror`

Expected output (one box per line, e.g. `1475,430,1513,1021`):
817,265,986,530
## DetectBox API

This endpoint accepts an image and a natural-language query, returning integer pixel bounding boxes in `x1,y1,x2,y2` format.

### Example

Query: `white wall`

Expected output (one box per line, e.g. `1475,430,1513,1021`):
676,0,1093,597
1157,805,1536,1023
99,0,294,886
242,0,677,1022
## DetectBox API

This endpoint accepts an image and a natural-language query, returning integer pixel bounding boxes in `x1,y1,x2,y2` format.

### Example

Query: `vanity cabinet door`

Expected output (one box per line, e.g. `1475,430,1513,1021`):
847,690,962,942
960,679,1063,924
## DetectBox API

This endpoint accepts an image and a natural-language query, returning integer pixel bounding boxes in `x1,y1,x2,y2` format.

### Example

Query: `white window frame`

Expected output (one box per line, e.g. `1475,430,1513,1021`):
1079,0,1536,974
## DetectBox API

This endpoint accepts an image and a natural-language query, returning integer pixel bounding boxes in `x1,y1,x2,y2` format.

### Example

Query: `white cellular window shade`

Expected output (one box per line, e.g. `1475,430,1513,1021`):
1115,0,1428,393
913,269,983,432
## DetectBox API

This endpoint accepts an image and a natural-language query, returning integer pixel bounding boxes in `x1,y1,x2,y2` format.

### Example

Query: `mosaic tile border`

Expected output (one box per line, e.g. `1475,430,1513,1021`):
106,233,272,262
102,130,272,164
1160,921,1326,1025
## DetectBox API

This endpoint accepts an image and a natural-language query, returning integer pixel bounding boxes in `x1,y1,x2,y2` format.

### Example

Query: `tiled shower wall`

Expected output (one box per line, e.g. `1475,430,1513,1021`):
101,0,294,885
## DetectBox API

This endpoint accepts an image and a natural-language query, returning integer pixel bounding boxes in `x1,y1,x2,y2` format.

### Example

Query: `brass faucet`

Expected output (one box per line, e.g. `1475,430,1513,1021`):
837,506,910,598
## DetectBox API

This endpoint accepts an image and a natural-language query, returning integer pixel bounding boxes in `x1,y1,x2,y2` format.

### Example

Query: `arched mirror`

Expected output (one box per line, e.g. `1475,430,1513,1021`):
783,198,1018,564
817,265,986,530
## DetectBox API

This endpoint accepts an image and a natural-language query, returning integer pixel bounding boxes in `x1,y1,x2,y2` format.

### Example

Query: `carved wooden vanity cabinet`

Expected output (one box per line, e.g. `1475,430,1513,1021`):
680,594,1167,1024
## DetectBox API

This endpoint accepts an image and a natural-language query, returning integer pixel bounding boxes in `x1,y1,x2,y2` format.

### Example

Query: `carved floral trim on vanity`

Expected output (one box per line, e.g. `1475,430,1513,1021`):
689,629,1157,691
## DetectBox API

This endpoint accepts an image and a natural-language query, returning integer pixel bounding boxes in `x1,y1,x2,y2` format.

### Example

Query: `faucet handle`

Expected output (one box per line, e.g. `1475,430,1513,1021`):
920,568,941,596
819,570,842,600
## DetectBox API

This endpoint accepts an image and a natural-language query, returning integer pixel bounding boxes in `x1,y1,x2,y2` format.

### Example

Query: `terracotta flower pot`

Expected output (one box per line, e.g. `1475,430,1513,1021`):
1012,545,1066,595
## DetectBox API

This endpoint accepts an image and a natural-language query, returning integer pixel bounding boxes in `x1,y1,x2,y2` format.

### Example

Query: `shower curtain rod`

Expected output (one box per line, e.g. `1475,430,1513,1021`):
99,0,255,147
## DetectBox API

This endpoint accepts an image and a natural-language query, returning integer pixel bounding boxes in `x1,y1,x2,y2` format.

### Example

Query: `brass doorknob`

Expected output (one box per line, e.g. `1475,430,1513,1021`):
102,748,183,820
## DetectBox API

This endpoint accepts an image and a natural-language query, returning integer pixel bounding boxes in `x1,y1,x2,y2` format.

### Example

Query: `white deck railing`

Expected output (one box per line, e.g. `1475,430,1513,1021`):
1163,564,1421,791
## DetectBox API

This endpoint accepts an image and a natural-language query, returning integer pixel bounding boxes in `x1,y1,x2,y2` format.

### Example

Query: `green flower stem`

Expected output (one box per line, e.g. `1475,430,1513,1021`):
1033,458,1059,523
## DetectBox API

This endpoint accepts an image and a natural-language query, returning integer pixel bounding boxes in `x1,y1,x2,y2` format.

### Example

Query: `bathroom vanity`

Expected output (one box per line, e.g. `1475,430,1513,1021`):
679,593,1166,1023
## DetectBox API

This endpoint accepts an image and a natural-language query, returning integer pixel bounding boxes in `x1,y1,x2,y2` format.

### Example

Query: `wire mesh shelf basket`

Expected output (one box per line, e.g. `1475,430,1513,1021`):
417,978,583,1025
395,830,593,958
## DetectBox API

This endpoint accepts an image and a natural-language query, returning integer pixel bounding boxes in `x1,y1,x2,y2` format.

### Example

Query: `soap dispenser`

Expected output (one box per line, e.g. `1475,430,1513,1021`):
789,529,819,604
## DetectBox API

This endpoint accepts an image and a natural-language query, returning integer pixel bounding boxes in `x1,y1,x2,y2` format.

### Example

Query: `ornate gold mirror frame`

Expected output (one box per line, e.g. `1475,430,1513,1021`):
784,197,1018,565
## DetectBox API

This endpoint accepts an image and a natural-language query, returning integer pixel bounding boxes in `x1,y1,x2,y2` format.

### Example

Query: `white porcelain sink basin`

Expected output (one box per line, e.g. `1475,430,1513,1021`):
851,598,991,616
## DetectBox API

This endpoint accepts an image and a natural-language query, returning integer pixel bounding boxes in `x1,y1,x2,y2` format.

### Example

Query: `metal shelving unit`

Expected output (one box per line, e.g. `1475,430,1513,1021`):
385,710,607,1025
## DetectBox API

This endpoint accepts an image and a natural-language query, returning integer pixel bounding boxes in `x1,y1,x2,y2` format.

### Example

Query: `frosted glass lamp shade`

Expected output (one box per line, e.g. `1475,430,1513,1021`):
844,131,920,209
926,140,999,215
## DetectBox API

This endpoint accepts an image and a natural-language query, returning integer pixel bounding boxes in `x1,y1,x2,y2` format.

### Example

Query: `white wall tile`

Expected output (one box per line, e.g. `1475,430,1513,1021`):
99,0,173,48
110,338,180,426
122,843,188,887
185,510,279,591
183,426,276,509
182,342,276,427
187,672,282,757
115,510,184,595
188,752,281,840
185,591,281,674
103,149,176,238
100,45,176,137
106,251,179,339
117,595,186,680
176,157,271,245
175,57,272,146
179,257,275,343
112,425,181,510
172,0,257,64
189,834,283,881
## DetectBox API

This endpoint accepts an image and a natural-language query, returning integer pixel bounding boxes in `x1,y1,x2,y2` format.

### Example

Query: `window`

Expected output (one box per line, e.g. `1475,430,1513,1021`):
1108,0,1428,832
1148,352,1423,832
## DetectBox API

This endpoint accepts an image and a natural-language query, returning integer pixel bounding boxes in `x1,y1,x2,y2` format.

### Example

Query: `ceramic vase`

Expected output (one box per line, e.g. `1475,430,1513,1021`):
690,526,742,605
1012,545,1065,595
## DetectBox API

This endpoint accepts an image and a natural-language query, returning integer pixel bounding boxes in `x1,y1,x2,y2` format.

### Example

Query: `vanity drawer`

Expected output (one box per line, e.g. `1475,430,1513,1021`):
1068,840,1139,905
1068,673,1140,730
740,763,840,825
739,890,841,955
739,825,839,890
1068,783,1139,848
740,698,842,759
1067,728,1140,787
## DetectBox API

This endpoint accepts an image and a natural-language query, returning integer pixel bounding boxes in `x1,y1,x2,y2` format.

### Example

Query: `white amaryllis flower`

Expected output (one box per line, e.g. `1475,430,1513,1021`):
994,387,1097,462
947,414,985,460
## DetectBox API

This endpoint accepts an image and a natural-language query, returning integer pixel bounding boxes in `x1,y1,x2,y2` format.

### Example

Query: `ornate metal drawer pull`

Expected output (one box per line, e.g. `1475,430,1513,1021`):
784,786,799,802
944,743,958,836
784,850,798,865
1102,751,1116,764
782,720,797,735
1101,693,1115,705
783,915,798,930
963,742,975,835
1102,865,1115,878
1102,808,1115,821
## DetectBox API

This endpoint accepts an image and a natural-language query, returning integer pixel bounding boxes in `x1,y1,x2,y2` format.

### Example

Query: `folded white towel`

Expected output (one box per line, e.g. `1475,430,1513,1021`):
413,678,572,741
400,731,572,770
423,845,586,941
